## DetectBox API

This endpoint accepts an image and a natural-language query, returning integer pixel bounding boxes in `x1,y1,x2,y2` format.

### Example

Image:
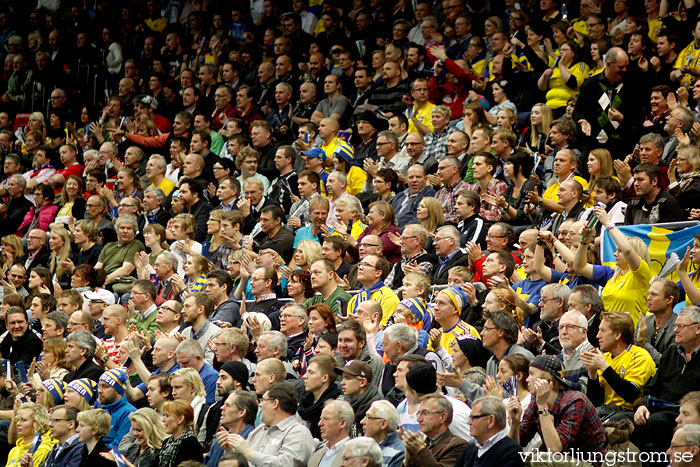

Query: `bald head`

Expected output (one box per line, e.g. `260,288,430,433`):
321,118,340,133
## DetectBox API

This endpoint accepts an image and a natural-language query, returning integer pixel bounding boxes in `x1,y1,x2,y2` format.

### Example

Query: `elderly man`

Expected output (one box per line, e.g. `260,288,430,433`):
0,174,32,236
361,401,405,466
633,307,700,453
141,187,171,228
557,310,595,392
308,400,354,467
668,424,700,467
238,177,278,235
431,225,469,285
326,170,360,228
392,164,435,229
455,396,524,466
522,283,569,355
226,382,315,465
145,154,176,195
380,322,444,403
385,224,436,289
175,338,219,403
568,284,603,347
402,393,468,466
206,390,258,466
574,47,648,155
279,304,309,363
483,312,534,377
20,229,50,270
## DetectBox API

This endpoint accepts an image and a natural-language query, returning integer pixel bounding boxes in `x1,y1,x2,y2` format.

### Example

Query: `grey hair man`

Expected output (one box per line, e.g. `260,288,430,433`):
64,330,104,382
360,400,405,466
255,330,298,379
341,437,383,467
523,283,569,355
308,400,354,467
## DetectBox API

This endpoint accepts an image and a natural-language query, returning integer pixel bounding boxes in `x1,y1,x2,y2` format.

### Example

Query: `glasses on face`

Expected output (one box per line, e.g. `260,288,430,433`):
418,409,443,417
401,236,418,242
159,306,177,313
675,322,699,330
358,262,378,270
469,413,492,421
481,325,496,333
539,297,557,303
559,324,584,332
359,243,382,248
486,235,507,240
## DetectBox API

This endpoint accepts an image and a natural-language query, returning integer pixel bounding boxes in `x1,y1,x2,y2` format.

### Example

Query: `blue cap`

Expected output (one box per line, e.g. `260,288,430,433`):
303,147,326,161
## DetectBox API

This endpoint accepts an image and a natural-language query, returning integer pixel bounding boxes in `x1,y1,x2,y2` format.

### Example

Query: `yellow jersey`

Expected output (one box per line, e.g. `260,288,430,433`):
598,344,656,410
543,175,589,203
546,62,590,109
348,286,400,326
405,102,435,135
429,320,480,354
601,260,652,327
675,41,700,88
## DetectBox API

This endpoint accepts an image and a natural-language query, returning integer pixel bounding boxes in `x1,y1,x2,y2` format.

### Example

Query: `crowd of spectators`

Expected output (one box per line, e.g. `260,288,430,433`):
2,0,700,466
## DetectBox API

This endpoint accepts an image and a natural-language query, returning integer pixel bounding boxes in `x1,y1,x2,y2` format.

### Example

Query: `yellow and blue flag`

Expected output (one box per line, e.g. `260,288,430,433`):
601,224,700,280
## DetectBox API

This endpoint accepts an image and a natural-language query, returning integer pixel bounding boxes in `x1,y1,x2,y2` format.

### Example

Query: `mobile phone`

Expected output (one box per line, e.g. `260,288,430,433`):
347,218,354,233
112,449,128,467
304,133,310,144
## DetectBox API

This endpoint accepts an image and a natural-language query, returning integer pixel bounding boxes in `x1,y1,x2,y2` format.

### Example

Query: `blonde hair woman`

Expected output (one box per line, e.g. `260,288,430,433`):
118,408,167,467
526,103,553,154
171,254,211,297
6,402,54,467
416,197,445,235
574,206,652,326
205,209,225,262
169,213,203,276
0,234,23,278
293,240,322,271
48,225,73,287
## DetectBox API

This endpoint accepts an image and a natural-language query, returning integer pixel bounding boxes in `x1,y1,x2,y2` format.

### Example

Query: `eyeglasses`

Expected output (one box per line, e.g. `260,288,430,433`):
469,413,492,421
50,418,68,422
359,243,382,248
418,410,443,417
539,297,557,303
342,456,364,463
358,262,378,270
159,306,177,313
376,142,392,146
675,323,699,330
481,325,497,333
120,204,137,208
486,235,507,240
401,236,418,241
364,415,385,420
559,324,584,332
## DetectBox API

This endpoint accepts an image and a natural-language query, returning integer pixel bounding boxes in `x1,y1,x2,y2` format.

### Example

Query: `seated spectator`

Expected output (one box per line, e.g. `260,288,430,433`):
638,278,679,365
308,400,354,467
400,392,469,466
159,400,204,467
63,330,104,383
225,382,314,465
305,258,351,315
521,283,568,355
76,409,114,467
205,390,257,466
179,293,220,365
347,201,401,264
385,224,437,289
97,368,136,449
43,405,82,466
556,310,594,392
6,402,56,467
431,226,469,285
336,360,381,436
0,306,42,365
347,255,400,326
360,400,405,467
95,215,145,289
582,311,655,421
174,339,219,404
507,355,606,458
337,320,385,388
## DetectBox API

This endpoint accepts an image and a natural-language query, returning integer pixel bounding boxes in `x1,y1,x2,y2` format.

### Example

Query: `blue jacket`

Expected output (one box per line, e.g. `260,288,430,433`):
43,436,84,467
102,396,137,449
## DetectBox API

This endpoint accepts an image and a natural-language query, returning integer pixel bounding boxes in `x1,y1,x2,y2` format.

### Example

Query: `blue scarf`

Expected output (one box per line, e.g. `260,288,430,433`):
353,280,385,314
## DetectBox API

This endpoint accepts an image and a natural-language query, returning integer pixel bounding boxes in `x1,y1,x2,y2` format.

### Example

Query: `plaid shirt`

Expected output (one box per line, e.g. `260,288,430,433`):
520,389,607,455
436,179,470,223
466,177,508,225
424,127,455,161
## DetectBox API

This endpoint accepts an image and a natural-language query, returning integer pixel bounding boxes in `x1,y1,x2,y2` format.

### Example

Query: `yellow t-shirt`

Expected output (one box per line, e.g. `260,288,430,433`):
597,344,656,410
675,41,700,88
601,260,652,327
685,270,700,306
346,165,367,196
648,17,663,43
322,137,344,161
150,177,176,196
545,61,590,109
406,102,435,135
348,286,400,326
429,320,480,354
543,175,589,203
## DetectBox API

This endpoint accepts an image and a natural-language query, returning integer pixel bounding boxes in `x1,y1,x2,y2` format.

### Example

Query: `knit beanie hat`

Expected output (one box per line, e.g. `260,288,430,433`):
42,379,67,405
67,378,97,404
221,361,249,390
99,368,129,395
405,363,438,395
